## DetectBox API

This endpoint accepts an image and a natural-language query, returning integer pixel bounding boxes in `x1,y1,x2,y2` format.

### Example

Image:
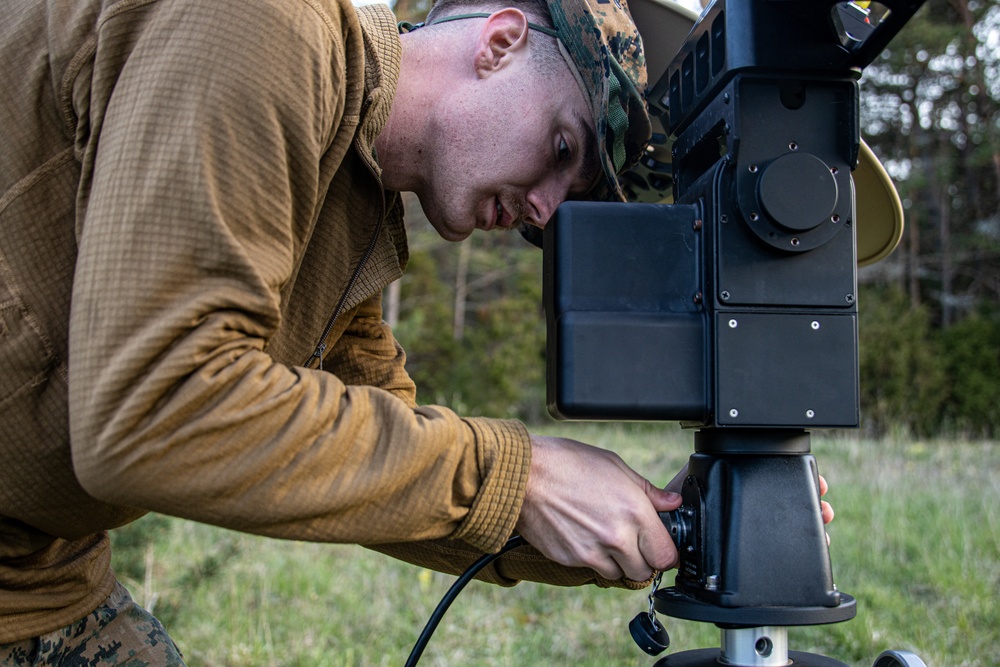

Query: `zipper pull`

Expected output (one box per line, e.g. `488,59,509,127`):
310,343,327,371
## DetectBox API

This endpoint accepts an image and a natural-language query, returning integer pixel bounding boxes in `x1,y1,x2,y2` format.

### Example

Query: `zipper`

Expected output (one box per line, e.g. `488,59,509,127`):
303,153,387,370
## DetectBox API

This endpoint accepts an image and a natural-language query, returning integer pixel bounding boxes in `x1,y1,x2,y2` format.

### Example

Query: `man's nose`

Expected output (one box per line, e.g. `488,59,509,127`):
525,177,571,229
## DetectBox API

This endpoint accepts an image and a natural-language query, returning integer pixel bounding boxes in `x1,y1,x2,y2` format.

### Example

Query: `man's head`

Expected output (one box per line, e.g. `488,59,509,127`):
424,0,651,205
380,0,651,241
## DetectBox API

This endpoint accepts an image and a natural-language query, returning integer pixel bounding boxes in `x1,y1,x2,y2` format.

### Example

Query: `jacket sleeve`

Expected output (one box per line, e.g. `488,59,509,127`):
322,293,418,408
67,0,528,555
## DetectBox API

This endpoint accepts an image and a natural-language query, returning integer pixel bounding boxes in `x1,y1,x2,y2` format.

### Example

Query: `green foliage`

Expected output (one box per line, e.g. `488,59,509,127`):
858,286,1000,437
857,285,947,437
109,512,173,584
393,212,547,421
939,307,1000,436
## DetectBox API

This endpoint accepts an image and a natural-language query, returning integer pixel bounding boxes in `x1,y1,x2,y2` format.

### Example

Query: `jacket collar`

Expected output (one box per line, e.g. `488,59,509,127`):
354,3,402,173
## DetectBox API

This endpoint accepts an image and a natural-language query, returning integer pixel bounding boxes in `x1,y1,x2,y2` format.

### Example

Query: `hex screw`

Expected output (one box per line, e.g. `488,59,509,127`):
788,141,798,151
806,410,816,419
728,319,738,328
729,408,739,418
811,321,821,330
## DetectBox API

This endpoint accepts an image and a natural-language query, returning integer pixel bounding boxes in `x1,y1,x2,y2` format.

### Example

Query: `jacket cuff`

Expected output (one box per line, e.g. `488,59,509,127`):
451,417,531,553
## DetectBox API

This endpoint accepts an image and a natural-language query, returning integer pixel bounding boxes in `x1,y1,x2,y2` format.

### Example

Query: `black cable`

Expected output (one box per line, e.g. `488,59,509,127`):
404,534,527,667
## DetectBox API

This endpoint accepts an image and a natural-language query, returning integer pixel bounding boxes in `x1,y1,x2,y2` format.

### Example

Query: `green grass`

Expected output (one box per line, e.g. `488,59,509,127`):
110,423,1000,666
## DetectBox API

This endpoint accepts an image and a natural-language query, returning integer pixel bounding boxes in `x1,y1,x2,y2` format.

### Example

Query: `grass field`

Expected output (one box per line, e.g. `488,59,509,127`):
110,423,999,667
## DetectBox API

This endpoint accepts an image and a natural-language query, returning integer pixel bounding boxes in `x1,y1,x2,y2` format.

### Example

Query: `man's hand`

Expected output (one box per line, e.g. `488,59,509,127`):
515,435,683,582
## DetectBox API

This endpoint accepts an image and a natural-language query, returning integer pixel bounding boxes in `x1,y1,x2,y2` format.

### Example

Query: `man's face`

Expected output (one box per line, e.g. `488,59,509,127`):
415,55,601,242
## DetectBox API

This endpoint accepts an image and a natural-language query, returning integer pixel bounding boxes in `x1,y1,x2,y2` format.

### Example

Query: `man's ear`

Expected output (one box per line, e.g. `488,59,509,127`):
473,8,530,77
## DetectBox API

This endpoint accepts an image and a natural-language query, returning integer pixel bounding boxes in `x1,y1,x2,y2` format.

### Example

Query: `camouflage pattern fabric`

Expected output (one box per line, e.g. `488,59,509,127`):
0,584,185,667
547,0,652,201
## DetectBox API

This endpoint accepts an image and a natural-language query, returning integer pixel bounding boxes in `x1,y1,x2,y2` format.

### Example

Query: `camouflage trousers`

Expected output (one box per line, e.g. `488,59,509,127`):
0,582,185,666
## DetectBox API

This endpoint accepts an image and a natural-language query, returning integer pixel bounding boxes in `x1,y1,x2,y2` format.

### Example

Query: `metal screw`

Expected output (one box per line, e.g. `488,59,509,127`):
831,166,839,175
789,141,798,151
720,291,731,302
806,409,816,419
723,92,731,104
832,214,841,223
693,292,703,304
693,219,703,231
846,294,855,304
749,212,759,221
790,237,801,247
749,164,758,173
811,321,820,330
720,214,729,224
705,575,719,591
729,408,739,418
728,319,738,328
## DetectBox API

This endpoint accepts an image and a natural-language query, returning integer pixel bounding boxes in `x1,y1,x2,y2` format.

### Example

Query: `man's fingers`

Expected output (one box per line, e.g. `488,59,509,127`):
638,526,678,574
819,474,829,496
646,480,684,513
821,500,834,524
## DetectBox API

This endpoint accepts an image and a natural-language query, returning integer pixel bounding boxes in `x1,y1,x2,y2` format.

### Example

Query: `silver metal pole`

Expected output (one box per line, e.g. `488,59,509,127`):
719,626,789,666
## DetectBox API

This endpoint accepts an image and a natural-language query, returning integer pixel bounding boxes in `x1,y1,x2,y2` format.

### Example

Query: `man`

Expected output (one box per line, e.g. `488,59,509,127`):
1,0,832,662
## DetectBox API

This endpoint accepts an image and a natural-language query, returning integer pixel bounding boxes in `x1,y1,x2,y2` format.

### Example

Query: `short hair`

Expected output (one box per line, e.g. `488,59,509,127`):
424,0,566,79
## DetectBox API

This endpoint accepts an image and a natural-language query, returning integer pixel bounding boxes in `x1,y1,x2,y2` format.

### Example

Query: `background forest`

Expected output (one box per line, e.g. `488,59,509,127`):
387,0,1000,437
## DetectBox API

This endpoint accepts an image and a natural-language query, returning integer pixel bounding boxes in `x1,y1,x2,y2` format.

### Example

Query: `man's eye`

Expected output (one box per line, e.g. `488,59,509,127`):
558,137,571,163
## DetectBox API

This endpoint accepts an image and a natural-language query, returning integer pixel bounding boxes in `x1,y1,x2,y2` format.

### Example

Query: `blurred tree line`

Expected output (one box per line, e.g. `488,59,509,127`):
385,0,1000,437
858,0,1000,436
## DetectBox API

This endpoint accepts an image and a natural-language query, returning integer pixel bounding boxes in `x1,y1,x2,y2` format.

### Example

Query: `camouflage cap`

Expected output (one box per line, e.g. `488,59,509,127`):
546,0,652,203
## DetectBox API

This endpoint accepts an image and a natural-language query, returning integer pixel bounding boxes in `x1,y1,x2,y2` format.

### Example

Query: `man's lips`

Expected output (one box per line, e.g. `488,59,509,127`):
482,196,524,231
495,197,509,228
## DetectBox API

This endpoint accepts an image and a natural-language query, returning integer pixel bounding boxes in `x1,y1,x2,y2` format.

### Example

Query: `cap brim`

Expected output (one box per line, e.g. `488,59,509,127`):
627,0,904,266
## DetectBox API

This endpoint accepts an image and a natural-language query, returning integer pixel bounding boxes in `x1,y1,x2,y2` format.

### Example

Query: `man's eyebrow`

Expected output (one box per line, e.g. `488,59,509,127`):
573,112,601,193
